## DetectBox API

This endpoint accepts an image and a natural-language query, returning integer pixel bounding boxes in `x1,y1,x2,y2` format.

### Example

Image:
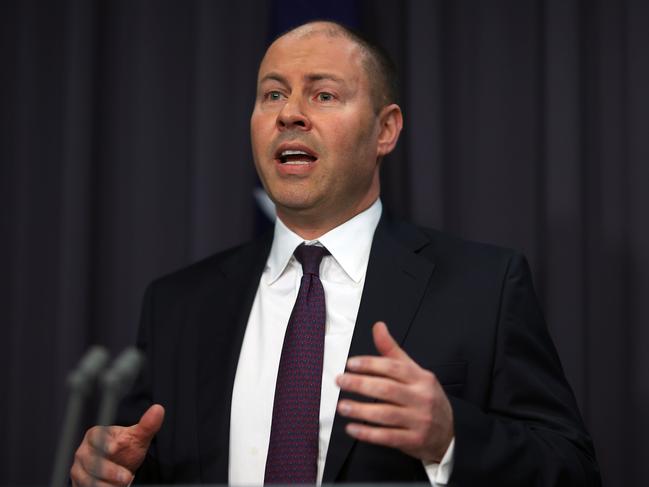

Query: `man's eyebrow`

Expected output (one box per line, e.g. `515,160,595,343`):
259,72,288,85
258,72,345,85
304,73,344,83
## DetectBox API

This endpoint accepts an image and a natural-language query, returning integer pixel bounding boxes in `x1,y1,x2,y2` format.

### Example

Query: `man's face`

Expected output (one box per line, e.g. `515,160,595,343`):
250,30,385,228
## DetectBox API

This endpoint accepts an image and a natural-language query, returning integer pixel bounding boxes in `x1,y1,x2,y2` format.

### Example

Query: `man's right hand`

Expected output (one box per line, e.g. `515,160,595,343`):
70,404,165,487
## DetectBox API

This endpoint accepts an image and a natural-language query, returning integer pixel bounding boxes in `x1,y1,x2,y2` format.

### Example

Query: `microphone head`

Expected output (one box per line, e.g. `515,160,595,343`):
67,346,110,391
112,347,144,376
102,347,145,395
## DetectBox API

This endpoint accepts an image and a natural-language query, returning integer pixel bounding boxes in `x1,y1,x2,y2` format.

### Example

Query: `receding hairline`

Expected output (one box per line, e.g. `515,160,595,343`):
267,21,398,111
278,21,357,41
269,22,369,70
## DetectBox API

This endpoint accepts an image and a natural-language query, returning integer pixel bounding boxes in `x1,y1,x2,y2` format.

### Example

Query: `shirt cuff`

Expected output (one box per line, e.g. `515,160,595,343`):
422,437,455,486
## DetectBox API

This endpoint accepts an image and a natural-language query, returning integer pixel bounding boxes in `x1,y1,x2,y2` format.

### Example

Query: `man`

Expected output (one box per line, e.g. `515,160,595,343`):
70,21,601,486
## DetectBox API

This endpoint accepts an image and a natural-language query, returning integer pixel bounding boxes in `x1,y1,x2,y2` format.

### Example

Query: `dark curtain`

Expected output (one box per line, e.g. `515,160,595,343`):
1,1,647,486
0,0,268,481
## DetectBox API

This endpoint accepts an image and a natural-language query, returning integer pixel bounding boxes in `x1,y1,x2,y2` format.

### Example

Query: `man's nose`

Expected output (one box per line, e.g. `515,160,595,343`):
276,96,311,131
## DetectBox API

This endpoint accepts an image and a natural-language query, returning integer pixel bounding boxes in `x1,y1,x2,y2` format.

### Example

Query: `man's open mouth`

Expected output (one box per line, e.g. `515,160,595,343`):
275,146,318,165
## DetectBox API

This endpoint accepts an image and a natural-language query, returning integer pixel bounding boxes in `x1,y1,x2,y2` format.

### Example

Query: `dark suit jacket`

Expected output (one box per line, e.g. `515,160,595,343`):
120,216,601,485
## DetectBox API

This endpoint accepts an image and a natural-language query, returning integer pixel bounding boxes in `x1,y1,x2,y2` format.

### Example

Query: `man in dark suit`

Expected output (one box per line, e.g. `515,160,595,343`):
70,21,600,486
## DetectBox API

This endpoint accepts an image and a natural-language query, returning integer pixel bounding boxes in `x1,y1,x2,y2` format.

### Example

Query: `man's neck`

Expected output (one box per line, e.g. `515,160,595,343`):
276,198,379,240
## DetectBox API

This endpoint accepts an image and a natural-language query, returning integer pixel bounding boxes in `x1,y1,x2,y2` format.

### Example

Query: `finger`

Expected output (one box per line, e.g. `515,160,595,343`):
77,451,133,485
372,322,413,363
75,450,133,485
337,399,415,428
345,355,417,383
86,426,120,455
336,372,417,405
344,421,417,450
130,404,165,446
71,462,120,487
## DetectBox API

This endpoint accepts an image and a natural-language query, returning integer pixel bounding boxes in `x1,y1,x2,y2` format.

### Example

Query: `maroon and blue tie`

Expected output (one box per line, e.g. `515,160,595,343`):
264,244,329,484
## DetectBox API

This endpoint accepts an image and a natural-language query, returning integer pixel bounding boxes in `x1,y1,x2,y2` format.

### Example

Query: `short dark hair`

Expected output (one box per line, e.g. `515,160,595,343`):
273,20,399,113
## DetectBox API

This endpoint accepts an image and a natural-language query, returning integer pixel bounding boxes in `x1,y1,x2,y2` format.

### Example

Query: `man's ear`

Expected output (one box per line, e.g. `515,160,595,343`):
376,104,403,158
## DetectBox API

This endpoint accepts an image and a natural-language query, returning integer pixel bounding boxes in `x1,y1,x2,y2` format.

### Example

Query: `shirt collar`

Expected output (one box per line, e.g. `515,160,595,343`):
266,199,383,284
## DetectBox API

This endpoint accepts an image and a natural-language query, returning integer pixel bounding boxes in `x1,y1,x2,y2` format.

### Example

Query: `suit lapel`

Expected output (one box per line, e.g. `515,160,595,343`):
322,218,436,482
196,233,271,482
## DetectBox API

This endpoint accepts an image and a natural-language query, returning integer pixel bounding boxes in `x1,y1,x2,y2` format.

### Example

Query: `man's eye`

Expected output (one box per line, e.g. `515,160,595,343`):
317,92,335,102
266,91,283,101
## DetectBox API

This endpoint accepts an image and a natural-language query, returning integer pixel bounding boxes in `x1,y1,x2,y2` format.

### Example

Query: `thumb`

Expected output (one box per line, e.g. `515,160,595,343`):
131,404,165,446
372,321,412,362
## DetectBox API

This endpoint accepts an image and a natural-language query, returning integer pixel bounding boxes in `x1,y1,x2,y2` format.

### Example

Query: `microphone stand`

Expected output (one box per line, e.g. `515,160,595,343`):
91,347,144,487
50,346,109,487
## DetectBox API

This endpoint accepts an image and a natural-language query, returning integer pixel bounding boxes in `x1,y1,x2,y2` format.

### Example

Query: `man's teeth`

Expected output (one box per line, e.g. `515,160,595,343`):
281,150,310,156
279,149,316,165
283,160,311,165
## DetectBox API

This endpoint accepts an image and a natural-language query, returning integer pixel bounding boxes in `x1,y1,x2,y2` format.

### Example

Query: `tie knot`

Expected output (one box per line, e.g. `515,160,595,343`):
294,243,328,277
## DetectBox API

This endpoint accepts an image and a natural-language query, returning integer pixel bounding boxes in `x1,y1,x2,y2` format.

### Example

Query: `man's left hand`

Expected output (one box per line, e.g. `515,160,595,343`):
336,321,454,464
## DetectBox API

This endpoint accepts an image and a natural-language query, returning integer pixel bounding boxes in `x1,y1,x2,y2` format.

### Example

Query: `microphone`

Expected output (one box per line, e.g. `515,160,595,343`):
90,347,145,487
50,346,110,487
96,347,145,426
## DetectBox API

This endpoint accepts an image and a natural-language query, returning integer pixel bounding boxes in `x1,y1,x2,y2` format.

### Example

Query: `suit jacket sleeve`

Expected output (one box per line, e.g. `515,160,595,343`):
448,253,600,486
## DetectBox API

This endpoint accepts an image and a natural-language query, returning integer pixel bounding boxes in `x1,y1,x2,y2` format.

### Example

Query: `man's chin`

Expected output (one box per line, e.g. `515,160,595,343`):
266,186,320,210
274,200,320,217
272,196,331,221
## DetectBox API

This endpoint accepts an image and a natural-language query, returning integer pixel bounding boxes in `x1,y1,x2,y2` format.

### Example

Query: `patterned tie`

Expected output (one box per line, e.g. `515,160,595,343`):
264,243,329,484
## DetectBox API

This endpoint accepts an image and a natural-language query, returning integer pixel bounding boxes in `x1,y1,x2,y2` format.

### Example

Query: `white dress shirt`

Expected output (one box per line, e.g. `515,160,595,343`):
229,199,453,485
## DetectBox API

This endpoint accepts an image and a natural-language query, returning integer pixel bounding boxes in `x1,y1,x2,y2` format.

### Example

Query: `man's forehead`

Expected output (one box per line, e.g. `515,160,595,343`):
258,29,364,79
